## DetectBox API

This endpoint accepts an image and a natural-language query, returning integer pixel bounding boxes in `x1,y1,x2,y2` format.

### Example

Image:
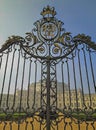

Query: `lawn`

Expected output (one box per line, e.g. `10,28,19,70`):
0,111,96,121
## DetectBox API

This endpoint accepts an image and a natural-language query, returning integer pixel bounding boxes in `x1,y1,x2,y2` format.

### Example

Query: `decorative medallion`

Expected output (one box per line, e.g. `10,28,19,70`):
40,22,58,40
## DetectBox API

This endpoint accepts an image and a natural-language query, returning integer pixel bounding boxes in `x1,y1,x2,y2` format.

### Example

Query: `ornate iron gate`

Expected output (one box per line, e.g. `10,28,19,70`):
0,6,96,130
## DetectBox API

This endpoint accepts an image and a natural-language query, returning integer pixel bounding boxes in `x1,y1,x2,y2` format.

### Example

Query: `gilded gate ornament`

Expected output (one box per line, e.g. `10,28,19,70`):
20,6,76,60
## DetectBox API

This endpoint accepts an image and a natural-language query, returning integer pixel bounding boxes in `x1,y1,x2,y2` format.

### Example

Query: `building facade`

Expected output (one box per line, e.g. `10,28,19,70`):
0,81,96,112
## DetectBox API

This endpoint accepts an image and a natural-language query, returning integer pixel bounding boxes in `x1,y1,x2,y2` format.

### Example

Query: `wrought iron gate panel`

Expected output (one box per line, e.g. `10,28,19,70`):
0,5,96,130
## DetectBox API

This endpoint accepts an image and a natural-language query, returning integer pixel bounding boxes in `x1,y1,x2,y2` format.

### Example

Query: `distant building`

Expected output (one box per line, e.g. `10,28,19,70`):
0,81,96,112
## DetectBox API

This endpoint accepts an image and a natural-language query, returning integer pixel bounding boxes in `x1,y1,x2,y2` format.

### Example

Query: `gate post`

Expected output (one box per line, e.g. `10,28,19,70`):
46,59,51,130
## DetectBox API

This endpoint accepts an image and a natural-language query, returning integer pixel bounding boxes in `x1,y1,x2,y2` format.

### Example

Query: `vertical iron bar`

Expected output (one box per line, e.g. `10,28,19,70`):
6,49,15,109
27,58,32,109
0,56,2,69
61,61,66,109
19,53,26,116
72,54,80,130
18,54,26,130
46,59,50,130
32,60,37,109
89,50,96,92
66,59,71,108
0,52,9,107
72,54,78,109
78,49,86,108
55,62,58,110
12,50,20,109
40,62,43,108
83,48,92,107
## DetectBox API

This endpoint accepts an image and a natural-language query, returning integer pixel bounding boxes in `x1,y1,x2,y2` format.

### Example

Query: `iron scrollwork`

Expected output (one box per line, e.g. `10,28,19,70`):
0,6,96,59
1,6,96,59
20,6,76,60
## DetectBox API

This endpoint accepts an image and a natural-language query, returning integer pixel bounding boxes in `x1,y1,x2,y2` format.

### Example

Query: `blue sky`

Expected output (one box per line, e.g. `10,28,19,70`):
0,0,96,47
